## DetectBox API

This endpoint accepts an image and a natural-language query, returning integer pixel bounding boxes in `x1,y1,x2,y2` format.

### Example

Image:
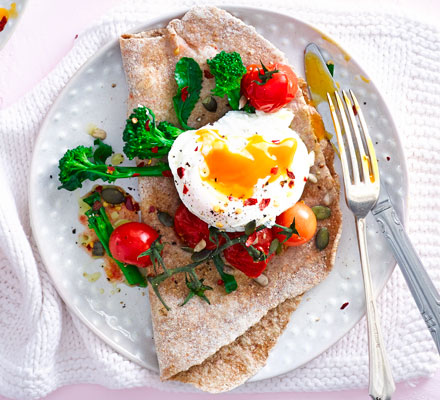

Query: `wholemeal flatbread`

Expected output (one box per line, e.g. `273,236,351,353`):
120,6,342,392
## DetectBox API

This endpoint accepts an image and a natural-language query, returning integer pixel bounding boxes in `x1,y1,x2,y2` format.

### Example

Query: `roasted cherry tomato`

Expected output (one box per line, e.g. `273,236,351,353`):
241,62,298,113
109,222,159,267
224,228,274,278
174,203,221,250
274,202,317,246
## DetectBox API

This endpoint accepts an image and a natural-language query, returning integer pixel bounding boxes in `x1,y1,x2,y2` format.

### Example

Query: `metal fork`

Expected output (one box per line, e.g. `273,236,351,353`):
327,90,396,400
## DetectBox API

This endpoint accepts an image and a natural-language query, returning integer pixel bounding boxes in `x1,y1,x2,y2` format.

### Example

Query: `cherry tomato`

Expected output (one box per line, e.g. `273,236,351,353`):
223,228,274,278
241,62,298,113
109,222,159,267
274,202,317,246
174,203,221,250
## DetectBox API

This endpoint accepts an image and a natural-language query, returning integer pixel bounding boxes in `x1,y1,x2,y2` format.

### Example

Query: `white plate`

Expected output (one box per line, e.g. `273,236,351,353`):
29,7,408,382
0,0,27,51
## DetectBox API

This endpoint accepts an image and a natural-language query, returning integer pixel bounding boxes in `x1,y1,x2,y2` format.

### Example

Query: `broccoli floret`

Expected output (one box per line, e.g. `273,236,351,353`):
207,51,247,110
123,106,183,160
58,141,170,191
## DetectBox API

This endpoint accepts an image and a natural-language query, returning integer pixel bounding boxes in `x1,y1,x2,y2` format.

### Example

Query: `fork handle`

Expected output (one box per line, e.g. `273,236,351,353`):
373,204,440,353
356,217,396,400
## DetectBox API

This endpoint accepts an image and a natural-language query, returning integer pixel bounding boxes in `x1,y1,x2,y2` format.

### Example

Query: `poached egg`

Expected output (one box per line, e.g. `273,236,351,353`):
168,109,313,231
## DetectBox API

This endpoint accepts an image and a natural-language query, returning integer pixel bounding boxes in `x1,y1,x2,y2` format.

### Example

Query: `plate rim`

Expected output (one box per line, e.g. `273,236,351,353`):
29,4,409,383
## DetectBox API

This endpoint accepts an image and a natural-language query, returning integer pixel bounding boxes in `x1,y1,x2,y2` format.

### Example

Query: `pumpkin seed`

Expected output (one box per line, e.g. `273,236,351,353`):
101,187,125,204
222,265,236,275
157,211,174,227
194,239,207,252
244,220,256,236
202,96,217,112
316,227,329,250
111,153,124,165
312,206,331,220
269,238,280,255
253,273,269,287
91,127,107,140
92,240,105,256
191,249,213,262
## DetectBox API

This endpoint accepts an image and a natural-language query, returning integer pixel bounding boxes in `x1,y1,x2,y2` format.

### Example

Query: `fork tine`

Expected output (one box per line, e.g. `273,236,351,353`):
334,92,360,184
342,90,370,183
327,93,351,191
350,90,380,185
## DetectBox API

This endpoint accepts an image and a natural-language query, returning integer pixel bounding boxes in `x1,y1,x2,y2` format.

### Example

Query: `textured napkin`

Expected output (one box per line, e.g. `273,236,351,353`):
0,0,439,398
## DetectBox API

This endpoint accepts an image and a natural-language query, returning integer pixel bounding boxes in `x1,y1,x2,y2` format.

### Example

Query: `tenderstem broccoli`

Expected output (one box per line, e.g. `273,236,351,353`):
123,106,184,160
58,139,170,191
207,51,247,110
83,192,146,286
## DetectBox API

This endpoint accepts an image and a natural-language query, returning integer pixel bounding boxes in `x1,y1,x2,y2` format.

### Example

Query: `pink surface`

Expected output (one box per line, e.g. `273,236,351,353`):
0,0,439,399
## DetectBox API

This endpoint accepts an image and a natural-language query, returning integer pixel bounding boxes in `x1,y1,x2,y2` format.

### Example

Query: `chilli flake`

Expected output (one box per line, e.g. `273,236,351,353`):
106,166,115,174
270,166,278,175
181,86,189,102
183,184,189,194
177,167,185,179
286,169,295,179
259,198,270,211
151,146,159,154
244,198,258,206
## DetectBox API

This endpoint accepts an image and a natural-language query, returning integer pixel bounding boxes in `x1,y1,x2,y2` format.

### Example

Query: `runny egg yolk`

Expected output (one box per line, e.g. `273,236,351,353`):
196,129,297,198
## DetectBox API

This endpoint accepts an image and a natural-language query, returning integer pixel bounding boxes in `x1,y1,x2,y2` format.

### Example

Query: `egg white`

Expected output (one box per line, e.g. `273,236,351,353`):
168,109,313,231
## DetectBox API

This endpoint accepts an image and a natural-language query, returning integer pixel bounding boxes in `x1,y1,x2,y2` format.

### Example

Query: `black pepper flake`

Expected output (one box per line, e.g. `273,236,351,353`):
111,83,117,88
172,241,177,245
49,175,53,179
386,156,390,161
72,229,76,234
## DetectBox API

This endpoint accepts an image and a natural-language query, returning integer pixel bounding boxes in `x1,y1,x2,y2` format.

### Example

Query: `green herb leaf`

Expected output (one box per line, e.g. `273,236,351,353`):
213,255,237,294
327,62,335,76
245,245,266,262
244,220,256,236
92,139,113,165
191,248,213,263
208,226,220,247
173,57,203,130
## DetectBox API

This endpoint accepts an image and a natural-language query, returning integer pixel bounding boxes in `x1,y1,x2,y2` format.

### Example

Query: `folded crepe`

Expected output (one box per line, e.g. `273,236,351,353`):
119,6,342,392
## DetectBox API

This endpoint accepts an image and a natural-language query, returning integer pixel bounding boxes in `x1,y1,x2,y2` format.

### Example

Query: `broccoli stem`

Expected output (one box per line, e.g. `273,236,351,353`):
87,163,170,180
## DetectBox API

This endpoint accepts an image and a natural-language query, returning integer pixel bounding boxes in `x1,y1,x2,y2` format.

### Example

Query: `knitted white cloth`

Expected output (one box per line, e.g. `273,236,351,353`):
0,0,439,398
